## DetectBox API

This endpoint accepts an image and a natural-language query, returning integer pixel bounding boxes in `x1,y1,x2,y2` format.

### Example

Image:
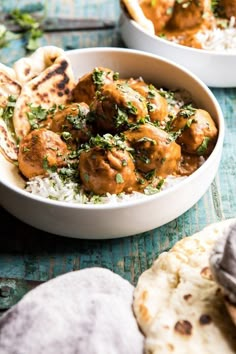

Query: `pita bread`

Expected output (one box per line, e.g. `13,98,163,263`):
12,46,76,139
121,0,155,34
0,267,144,354
133,218,236,354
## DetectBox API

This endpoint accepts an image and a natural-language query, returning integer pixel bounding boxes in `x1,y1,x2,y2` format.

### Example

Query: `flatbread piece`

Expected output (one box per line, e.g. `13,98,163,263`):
133,218,236,354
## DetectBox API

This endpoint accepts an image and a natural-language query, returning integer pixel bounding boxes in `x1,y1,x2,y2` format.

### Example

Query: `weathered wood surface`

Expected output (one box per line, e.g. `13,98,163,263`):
0,0,235,310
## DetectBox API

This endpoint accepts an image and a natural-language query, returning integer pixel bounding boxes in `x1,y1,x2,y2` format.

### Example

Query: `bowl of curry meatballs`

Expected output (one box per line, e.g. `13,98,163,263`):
0,46,224,239
120,0,236,87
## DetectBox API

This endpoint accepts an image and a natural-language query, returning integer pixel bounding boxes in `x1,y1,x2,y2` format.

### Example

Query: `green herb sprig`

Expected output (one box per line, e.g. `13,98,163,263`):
9,8,44,51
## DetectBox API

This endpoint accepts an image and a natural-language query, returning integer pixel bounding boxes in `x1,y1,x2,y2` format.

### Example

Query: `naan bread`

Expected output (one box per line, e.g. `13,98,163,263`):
0,62,21,161
133,218,236,354
0,267,144,354
12,46,76,139
121,0,155,34
0,63,21,107
0,119,18,161
13,46,65,84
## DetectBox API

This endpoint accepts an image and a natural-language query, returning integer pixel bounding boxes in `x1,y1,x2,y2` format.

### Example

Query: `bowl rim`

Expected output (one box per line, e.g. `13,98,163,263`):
0,47,225,211
120,10,236,57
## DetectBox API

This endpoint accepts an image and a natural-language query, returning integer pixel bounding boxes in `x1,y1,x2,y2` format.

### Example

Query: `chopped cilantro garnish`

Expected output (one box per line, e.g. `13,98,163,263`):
27,104,48,129
42,155,49,170
115,173,124,184
197,137,210,155
0,95,17,122
113,72,119,81
61,131,72,141
92,68,106,88
147,85,157,99
179,104,197,118
137,137,156,145
126,102,138,115
115,108,129,127
87,133,128,151
144,169,156,180
42,155,57,172
147,102,156,112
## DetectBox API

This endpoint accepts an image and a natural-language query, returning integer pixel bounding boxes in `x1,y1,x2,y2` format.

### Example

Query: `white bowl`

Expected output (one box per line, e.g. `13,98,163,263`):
0,47,224,239
120,10,236,88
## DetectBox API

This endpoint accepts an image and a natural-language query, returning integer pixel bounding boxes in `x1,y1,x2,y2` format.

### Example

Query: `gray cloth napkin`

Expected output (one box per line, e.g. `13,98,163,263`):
0,267,144,354
210,221,236,303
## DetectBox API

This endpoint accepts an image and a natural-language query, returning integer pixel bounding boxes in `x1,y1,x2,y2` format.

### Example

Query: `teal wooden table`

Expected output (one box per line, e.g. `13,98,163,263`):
0,0,235,312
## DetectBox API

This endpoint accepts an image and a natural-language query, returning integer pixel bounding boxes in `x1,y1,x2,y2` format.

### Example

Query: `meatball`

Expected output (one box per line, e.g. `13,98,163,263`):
79,146,137,195
167,0,214,30
170,107,218,155
129,80,168,123
72,67,118,105
139,0,175,32
217,0,236,19
90,82,148,133
18,128,69,179
49,102,91,145
124,123,181,177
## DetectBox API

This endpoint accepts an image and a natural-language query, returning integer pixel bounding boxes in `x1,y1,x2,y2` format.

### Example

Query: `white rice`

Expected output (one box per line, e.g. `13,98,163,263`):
25,172,187,205
196,17,236,52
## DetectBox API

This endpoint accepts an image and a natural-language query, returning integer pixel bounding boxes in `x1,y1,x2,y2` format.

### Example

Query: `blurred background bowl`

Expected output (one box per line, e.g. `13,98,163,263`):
0,47,224,239
120,10,236,88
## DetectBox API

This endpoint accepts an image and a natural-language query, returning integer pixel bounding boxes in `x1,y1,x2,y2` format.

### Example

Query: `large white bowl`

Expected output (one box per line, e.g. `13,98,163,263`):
120,10,236,88
0,47,224,239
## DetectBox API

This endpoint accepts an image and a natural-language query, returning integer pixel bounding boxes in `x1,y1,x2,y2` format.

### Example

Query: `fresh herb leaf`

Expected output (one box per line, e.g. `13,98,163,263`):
61,131,72,141
115,108,129,127
115,173,124,184
27,104,48,129
0,25,20,48
113,72,119,81
144,169,156,180
126,101,138,115
9,8,44,51
92,68,106,88
0,95,17,122
137,137,156,145
197,137,210,155
179,104,197,118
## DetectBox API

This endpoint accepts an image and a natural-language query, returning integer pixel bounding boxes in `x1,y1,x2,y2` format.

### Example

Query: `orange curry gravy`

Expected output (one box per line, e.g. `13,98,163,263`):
139,0,229,49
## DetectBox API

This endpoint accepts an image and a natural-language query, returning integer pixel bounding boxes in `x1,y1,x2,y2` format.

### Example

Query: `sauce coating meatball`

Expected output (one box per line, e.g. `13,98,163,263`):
90,82,148,133
79,146,137,195
18,128,69,179
129,80,168,123
171,107,218,155
49,102,91,145
124,123,181,177
217,0,236,19
72,67,118,105
167,0,213,31
139,0,175,32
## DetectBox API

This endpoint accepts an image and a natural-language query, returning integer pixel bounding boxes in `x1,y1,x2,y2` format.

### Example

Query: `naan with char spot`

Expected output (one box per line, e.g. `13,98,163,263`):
133,218,236,354
0,62,21,161
12,46,75,139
